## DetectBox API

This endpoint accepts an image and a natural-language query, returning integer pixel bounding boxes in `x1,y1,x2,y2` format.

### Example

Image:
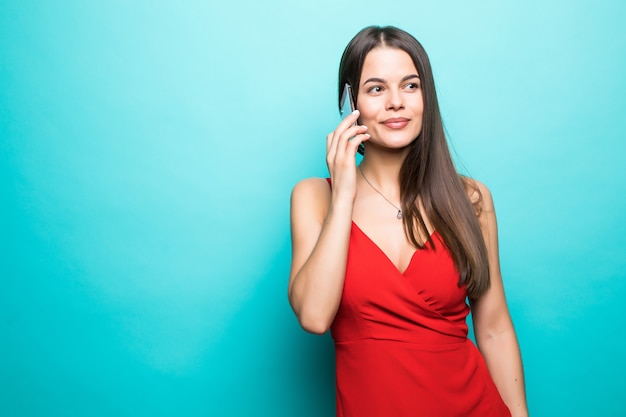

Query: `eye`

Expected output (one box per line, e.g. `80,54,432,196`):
367,85,384,94
404,82,420,90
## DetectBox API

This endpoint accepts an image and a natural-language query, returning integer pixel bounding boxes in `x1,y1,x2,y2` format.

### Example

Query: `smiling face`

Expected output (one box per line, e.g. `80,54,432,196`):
356,47,424,151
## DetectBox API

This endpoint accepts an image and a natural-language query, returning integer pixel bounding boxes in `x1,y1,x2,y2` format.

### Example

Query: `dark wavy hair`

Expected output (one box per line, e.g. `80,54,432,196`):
338,26,489,299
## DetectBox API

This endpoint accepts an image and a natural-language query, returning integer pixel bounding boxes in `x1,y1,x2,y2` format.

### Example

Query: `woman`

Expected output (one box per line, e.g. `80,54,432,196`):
288,26,528,417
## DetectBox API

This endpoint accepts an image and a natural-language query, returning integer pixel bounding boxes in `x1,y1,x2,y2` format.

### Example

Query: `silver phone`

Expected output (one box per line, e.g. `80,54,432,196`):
339,83,356,117
339,83,364,154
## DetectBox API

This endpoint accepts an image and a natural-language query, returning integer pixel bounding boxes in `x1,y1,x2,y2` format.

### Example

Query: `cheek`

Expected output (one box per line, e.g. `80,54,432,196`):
356,101,381,124
411,95,425,114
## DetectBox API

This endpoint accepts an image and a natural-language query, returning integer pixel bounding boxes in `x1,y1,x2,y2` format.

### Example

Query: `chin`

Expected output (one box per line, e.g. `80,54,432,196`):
378,136,417,149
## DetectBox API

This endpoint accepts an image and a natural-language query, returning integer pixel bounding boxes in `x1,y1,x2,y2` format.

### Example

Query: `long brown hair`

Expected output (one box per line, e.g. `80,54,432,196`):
338,26,489,299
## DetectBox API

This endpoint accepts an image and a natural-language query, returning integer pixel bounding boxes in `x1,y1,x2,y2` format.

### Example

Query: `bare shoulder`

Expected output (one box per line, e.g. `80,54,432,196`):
291,177,331,206
462,177,495,215
291,177,332,224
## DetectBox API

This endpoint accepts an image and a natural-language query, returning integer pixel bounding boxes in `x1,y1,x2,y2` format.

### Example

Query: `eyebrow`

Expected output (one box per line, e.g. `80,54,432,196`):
362,74,420,85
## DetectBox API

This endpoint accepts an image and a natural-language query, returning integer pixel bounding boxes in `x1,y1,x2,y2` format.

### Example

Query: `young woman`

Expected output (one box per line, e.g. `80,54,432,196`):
288,26,528,417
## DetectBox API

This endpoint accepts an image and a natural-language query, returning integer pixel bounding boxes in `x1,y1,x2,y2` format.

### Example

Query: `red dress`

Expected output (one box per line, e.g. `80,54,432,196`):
330,219,512,417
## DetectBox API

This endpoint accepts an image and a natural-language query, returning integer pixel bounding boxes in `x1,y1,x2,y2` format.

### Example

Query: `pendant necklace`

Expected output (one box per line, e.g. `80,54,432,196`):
358,166,403,220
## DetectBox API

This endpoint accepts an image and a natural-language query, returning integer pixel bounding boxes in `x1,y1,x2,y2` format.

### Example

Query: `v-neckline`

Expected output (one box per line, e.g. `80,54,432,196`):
351,221,437,276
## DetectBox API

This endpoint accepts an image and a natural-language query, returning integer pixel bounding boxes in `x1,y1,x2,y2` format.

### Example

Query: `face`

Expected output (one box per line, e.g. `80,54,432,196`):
356,47,424,151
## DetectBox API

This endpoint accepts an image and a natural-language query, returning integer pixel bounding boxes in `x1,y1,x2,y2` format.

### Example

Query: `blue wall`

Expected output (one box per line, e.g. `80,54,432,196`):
1,1,625,416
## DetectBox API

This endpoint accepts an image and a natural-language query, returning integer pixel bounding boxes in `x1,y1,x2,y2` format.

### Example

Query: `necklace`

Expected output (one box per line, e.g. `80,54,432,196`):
358,166,403,220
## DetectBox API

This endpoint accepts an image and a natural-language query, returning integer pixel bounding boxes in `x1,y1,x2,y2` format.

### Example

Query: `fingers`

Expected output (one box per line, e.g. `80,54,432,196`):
341,130,370,157
327,110,361,154
327,110,369,160
324,111,371,199
339,109,361,130
327,129,369,170
327,126,368,158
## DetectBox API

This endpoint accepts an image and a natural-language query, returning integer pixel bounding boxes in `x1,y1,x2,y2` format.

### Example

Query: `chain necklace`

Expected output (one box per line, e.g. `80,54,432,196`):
358,166,403,220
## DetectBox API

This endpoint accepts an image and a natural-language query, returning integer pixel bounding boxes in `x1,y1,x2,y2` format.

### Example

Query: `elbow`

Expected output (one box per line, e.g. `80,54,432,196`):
299,316,332,335
295,308,333,334
288,288,334,334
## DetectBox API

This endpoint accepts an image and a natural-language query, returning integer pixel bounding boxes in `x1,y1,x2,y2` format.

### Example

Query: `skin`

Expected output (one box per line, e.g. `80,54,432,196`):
288,46,528,417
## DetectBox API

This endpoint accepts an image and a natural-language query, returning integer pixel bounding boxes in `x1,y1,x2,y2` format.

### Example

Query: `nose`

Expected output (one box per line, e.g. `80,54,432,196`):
386,88,404,111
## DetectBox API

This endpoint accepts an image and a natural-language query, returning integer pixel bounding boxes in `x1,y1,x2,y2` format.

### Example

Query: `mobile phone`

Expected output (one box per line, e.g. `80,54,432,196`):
339,83,365,155
339,83,356,117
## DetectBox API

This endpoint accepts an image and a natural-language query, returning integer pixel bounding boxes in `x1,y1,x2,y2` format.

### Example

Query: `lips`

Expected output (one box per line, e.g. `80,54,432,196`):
381,117,410,129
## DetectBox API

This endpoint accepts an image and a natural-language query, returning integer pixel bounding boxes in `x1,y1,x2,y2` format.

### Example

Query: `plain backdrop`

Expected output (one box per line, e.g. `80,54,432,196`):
1,1,625,416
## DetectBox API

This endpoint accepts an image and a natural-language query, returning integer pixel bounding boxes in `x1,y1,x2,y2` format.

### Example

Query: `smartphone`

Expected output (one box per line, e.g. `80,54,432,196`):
339,83,356,117
339,83,364,155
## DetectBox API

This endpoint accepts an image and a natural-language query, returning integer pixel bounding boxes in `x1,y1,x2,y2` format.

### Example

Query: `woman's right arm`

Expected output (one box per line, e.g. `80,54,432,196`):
288,111,369,334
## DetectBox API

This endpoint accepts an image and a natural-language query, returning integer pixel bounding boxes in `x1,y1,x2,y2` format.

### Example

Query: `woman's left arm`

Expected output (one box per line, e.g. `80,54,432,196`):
470,181,528,417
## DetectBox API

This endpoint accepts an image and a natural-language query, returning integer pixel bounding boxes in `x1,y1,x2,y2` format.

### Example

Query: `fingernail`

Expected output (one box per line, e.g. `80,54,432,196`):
352,110,359,115
361,125,368,129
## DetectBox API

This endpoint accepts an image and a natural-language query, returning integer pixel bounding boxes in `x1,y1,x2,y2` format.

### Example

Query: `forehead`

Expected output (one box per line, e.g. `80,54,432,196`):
361,47,418,80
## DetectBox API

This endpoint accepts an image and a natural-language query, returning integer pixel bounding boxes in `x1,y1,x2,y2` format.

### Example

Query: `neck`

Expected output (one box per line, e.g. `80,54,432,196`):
358,147,409,192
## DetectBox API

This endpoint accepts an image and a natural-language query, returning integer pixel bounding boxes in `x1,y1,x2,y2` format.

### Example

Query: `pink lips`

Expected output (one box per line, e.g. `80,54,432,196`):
382,117,410,129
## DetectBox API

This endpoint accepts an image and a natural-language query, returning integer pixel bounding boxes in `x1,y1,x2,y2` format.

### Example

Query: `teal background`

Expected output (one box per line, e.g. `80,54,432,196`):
1,1,625,416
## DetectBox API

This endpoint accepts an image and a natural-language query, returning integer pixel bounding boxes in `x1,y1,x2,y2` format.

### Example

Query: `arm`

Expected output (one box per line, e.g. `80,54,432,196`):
288,111,369,334
470,182,528,417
